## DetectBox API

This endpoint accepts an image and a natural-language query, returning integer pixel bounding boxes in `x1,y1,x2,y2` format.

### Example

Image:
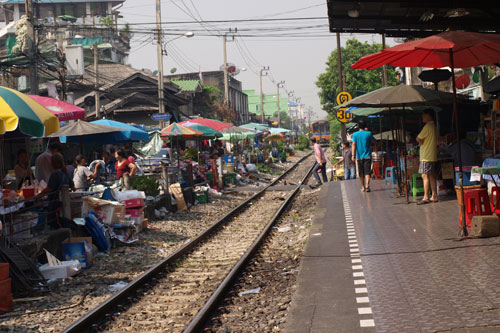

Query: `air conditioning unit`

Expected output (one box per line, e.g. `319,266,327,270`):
65,45,84,78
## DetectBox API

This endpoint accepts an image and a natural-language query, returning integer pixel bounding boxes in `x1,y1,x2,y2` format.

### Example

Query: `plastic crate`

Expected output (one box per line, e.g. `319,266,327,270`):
194,190,209,204
223,173,236,185
206,172,214,181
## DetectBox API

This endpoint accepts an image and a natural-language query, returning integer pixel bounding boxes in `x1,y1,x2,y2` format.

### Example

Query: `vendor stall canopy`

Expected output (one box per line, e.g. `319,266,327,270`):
0,87,59,137
327,1,500,38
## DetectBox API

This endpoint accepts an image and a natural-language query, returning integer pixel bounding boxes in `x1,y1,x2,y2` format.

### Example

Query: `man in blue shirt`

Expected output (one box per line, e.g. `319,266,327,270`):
351,119,375,192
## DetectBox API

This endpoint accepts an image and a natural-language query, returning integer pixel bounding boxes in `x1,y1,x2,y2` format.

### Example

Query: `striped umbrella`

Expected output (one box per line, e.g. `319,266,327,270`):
0,87,59,137
160,122,203,139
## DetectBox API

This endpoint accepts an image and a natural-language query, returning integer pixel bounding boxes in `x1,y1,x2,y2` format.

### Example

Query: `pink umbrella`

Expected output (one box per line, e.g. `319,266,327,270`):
28,95,85,122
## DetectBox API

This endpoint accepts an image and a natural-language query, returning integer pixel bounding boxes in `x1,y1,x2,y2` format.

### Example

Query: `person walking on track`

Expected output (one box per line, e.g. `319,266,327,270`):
311,137,328,186
352,119,375,192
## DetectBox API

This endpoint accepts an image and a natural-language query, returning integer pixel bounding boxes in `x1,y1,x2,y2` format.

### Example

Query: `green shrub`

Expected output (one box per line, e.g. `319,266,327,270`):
130,176,160,197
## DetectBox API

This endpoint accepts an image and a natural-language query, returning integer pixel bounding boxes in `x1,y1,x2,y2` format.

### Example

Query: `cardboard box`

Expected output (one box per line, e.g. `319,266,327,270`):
123,198,144,208
62,237,93,269
441,162,454,180
82,197,125,225
126,207,144,218
39,260,81,280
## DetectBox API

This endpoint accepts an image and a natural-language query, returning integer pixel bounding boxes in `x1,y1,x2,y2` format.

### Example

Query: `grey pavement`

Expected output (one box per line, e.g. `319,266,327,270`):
286,180,500,333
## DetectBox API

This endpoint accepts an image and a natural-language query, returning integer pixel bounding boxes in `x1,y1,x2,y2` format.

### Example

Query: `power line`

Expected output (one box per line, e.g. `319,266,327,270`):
110,16,328,26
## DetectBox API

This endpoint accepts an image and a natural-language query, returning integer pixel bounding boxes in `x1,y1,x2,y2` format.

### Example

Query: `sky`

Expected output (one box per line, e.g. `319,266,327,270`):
119,0,393,121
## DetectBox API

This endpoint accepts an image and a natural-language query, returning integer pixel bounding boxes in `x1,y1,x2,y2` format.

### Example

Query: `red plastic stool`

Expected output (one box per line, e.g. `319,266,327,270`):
373,162,383,179
463,188,492,228
491,187,500,213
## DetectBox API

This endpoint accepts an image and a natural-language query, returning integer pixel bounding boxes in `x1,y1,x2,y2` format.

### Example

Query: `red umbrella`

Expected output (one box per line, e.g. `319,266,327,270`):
179,117,233,131
352,31,500,70
28,95,85,121
352,31,500,237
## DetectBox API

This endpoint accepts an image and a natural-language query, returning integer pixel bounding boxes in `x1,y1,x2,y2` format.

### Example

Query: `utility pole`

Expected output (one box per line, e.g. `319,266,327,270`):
222,34,229,105
93,42,100,119
259,66,269,123
156,0,166,128
25,0,38,94
336,32,346,141
382,34,388,86
276,80,285,127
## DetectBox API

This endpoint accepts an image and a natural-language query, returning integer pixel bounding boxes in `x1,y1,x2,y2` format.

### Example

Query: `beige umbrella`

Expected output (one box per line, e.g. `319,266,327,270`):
46,119,125,138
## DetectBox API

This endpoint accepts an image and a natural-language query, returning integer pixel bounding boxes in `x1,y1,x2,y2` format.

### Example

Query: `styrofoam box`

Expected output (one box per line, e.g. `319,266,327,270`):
39,260,81,280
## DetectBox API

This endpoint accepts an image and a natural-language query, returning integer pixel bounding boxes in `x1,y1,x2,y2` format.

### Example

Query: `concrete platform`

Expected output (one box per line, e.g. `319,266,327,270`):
286,180,500,333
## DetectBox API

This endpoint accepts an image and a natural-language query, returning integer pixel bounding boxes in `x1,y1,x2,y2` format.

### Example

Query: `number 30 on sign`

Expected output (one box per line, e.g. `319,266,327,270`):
336,107,354,123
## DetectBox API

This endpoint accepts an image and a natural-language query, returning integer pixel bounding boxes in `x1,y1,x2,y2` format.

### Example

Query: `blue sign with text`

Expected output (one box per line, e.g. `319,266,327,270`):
151,113,172,121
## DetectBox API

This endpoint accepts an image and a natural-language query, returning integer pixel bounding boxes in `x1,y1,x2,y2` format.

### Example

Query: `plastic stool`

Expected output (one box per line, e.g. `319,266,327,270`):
464,188,492,228
491,187,500,213
385,167,397,185
373,161,383,179
411,173,425,197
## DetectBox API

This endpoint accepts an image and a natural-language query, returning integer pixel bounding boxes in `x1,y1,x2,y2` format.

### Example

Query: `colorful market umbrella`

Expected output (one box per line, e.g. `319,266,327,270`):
269,127,290,134
180,122,223,139
0,87,59,137
240,123,269,131
160,122,203,139
28,95,85,121
264,133,286,142
179,117,233,131
220,127,257,140
91,119,149,142
351,31,500,236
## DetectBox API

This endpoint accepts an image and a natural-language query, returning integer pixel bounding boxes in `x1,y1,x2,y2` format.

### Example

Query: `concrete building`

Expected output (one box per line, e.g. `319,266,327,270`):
244,89,288,121
0,0,130,64
167,71,249,125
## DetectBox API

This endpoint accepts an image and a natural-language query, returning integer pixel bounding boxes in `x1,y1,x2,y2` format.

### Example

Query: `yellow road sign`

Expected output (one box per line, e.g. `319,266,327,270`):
336,107,354,123
336,91,352,105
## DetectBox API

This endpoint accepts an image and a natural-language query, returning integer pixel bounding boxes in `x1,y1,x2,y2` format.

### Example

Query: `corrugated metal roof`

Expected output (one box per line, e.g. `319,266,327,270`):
2,0,123,3
171,79,201,93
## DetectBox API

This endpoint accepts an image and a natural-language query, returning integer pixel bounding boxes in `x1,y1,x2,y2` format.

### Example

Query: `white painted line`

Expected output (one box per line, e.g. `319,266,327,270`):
348,239,357,243
346,229,355,232
348,232,356,236
352,265,363,270
312,233,321,236
349,243,359,248
360,319,375,327
350,253,360,257
354,279,366,285
356,297,370,303
353,272,365,277
349,248,360,253
348,235,357,239
358,307,372,315
351,259,362,263
355,287,368,294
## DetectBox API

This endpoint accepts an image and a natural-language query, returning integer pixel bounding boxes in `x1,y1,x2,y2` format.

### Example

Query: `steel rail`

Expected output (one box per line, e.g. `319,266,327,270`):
184,154,316,332
63,151,313,333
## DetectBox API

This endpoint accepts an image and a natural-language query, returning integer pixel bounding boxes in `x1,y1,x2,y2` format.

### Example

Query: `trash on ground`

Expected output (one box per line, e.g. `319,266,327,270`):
108,281,128,292
238,287,261,296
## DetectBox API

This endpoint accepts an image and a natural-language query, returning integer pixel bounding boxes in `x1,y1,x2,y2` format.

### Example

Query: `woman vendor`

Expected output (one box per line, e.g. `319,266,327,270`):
115,149,138,189
14,149,33,189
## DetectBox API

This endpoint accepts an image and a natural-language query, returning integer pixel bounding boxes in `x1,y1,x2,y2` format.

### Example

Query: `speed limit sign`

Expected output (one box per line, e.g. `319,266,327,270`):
336,107,354,123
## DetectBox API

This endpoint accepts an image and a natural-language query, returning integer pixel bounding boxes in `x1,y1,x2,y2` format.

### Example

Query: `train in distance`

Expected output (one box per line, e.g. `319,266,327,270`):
311,120,330,146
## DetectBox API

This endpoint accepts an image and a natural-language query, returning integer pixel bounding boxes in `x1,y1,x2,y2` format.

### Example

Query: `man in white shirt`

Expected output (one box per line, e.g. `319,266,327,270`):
35,143,62,183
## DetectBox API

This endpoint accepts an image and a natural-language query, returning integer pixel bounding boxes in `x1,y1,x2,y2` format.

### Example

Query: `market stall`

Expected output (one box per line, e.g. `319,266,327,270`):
351,30,500,236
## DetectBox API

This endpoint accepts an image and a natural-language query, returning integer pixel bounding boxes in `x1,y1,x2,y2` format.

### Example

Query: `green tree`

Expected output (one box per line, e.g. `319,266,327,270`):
273,111,291,129
316,39,397,140
317,39,397,114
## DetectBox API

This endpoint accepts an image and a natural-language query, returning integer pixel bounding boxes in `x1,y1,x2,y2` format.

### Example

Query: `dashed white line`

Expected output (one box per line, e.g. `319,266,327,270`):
341,182,375,328
358,307,372,315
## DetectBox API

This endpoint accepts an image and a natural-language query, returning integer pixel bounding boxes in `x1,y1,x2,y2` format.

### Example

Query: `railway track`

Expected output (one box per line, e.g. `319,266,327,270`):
63,151,317,333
